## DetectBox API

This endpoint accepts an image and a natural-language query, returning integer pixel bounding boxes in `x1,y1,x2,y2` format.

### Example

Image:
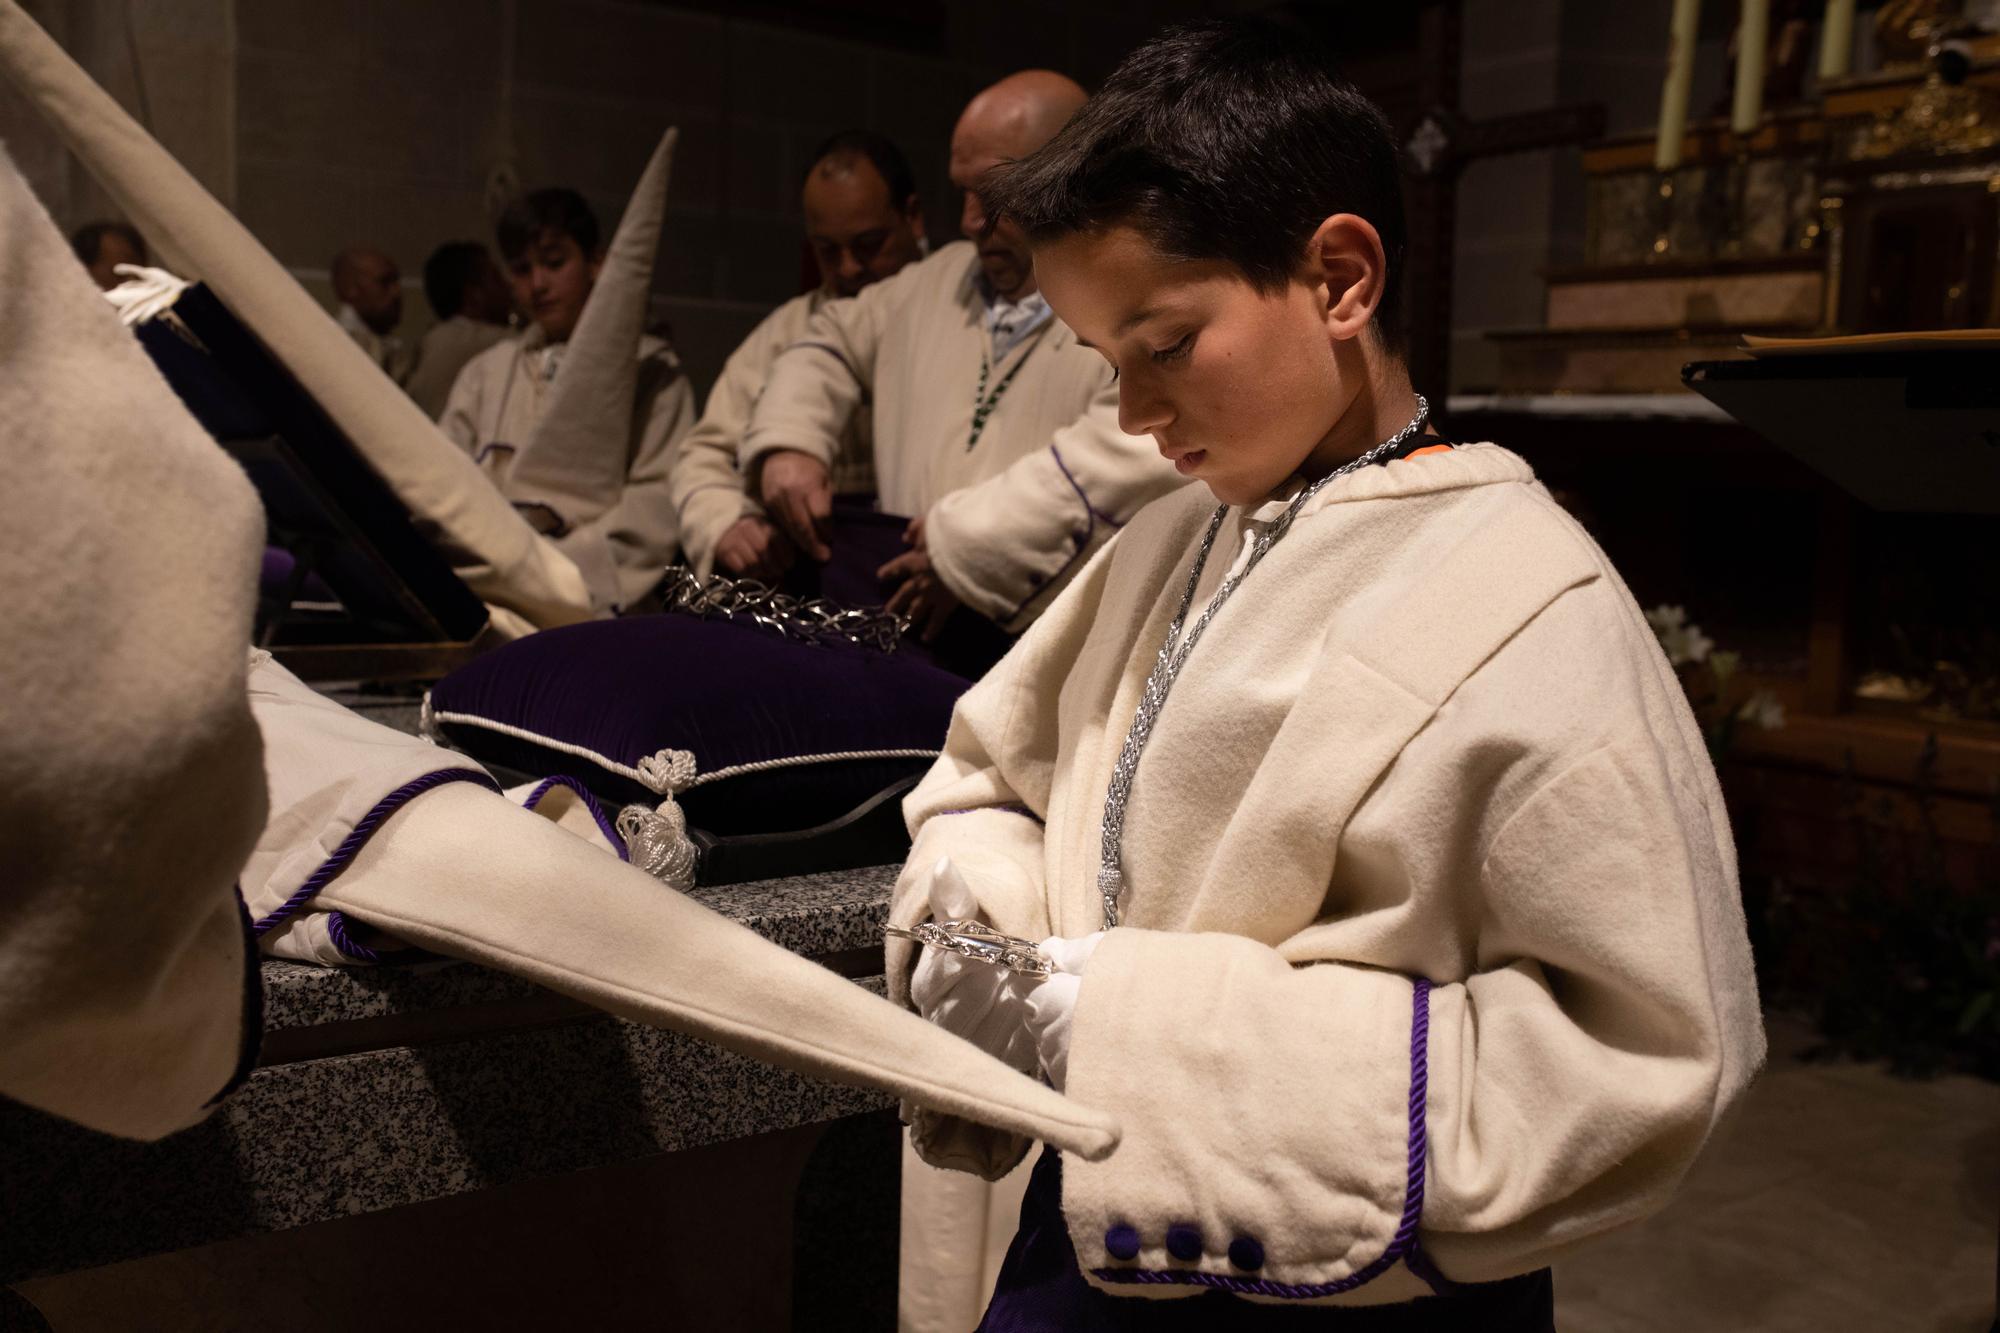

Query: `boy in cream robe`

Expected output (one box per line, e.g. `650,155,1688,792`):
670,130,926,579
442,157,697,612
887,20,1765,1329
742,72,1185,641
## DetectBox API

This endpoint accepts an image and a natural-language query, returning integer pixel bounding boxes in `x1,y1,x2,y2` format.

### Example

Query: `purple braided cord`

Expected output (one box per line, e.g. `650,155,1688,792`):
521,774,628,860
252,768,499,961
1091,977,1435,1299
325,911,397,963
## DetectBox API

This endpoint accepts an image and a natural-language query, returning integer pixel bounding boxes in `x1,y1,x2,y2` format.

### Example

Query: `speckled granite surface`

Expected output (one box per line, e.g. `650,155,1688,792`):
0,867,905,1283
261,863,899,1031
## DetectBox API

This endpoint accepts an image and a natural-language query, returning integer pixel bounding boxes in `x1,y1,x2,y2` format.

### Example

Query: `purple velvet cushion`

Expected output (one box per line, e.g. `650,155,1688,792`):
426,614,972,836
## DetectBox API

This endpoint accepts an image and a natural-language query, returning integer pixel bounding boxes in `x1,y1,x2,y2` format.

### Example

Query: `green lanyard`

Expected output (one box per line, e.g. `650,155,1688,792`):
968,344,1033,451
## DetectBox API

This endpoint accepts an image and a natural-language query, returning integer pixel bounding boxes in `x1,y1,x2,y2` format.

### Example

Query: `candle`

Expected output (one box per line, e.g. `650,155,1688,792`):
1732,0,1771,136
1655,0,1701,171
1818,0,1856,81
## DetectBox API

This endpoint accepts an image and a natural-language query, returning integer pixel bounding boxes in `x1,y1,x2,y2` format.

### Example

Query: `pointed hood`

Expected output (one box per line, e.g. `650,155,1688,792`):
0,0,592,633
504,128,677,530
243,656,1121,1162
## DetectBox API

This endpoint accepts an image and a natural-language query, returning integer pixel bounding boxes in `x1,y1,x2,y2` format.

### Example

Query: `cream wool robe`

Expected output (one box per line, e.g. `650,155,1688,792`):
439,327,693,609
405,313,512,419
667,288,875,577
887,443,1766,1303
439,129,696,612
0,147,263,1140
740,240,1184,630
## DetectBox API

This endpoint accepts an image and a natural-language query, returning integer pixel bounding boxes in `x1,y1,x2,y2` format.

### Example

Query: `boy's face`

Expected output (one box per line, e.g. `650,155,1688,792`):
507,228,600,341
1038,224,1360,507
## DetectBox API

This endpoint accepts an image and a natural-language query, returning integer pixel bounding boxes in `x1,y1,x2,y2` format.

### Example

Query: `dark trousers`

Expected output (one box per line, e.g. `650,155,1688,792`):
977,1150,1556,1332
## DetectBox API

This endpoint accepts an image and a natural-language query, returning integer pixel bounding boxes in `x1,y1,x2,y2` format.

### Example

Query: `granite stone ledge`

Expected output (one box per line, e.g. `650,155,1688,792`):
1,864,907,1284
260,862,899,1032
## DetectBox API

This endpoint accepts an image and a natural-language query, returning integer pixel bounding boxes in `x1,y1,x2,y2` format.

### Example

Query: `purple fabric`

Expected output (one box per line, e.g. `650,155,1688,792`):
427,613,971,835
258,545,337,604
979,1148,1553,1331
521,775,628,860
252,767,499,962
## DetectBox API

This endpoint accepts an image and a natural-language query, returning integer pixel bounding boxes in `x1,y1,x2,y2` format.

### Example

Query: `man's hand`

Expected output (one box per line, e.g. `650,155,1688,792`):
879,546,961,643
714,515,795,582
757,450,833,562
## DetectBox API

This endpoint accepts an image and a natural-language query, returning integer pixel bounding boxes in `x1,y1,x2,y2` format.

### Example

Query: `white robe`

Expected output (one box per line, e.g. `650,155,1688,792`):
440,326,697,611
0,147,263,1140
405,313,512,419
741,241,1185,630
888,443,1766,1303
667,288,875,577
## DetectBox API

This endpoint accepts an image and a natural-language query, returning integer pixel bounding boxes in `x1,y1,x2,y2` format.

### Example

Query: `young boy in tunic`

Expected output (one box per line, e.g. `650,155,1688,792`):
884,19,1765,1330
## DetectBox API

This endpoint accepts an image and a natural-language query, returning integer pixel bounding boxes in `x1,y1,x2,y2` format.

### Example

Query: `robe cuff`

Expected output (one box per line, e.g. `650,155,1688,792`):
1061,929,1439,1303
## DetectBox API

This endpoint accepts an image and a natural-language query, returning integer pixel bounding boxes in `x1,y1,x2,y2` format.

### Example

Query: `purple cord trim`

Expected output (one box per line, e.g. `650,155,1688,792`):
522,774,628,860
325,911,397,963
475,441,515,464
1049,444,1122,529
252,768,499,961
1090,978,1434,1299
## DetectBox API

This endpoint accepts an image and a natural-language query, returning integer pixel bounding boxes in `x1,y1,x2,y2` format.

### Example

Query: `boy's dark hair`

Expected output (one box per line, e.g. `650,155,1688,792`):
70,219,146,266
979,18,1407,346
496,187,601,263
423,240,491,319
803,129,918,209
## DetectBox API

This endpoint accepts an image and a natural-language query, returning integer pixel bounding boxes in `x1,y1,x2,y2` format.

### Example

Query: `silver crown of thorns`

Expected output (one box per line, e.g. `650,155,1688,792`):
660,566,911,653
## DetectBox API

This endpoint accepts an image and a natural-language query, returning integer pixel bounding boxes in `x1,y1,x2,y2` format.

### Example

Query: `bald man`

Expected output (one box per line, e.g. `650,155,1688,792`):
669,130,927,580
330,244,410,380
739,71,1185,643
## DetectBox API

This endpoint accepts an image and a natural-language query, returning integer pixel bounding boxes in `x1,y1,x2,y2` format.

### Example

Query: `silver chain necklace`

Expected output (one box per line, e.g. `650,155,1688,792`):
1095,395,1431,929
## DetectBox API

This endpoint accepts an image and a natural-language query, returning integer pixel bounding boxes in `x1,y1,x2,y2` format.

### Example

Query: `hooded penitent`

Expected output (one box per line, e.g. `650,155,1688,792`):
0,94,1117,1161
0,0,593,635
500,126,675,590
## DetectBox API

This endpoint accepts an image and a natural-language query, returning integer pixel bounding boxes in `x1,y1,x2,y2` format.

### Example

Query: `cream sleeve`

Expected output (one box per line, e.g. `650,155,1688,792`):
739,262,918,483
924,378,1182,632
888,540,1125,1177
1058,592,1767,1304
669,318,783,578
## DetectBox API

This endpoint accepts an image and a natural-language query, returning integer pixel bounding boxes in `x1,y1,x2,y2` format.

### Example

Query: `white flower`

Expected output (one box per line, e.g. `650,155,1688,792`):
1646,604,1713,666
1737,690,1786,730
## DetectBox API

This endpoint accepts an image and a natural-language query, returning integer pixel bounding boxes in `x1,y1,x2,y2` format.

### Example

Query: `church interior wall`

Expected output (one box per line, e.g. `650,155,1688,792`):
5,0,1211,405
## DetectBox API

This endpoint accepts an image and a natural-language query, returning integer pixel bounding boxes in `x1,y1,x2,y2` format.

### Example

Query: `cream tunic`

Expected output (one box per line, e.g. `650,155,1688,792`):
741,241,1184,631
887,443,1765,1302
440,326,697,610
404,313,512,419
0,149,264,1140
668,288,875,577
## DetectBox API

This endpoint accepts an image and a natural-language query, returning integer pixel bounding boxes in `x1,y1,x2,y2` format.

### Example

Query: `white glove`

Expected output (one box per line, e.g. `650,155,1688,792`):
101,263,191,326
1023,932,1104,1092
907,857,1040,1073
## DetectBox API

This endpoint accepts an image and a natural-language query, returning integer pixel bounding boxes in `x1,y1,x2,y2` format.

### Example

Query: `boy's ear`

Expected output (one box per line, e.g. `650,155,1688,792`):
1307,213,1386,346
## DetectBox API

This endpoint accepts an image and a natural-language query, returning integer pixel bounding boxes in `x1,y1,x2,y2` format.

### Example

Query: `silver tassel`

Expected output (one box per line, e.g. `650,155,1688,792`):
617,749,700,891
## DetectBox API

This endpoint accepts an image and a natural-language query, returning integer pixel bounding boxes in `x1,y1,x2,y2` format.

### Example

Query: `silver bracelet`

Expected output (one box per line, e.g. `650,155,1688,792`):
884,919,1054,976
